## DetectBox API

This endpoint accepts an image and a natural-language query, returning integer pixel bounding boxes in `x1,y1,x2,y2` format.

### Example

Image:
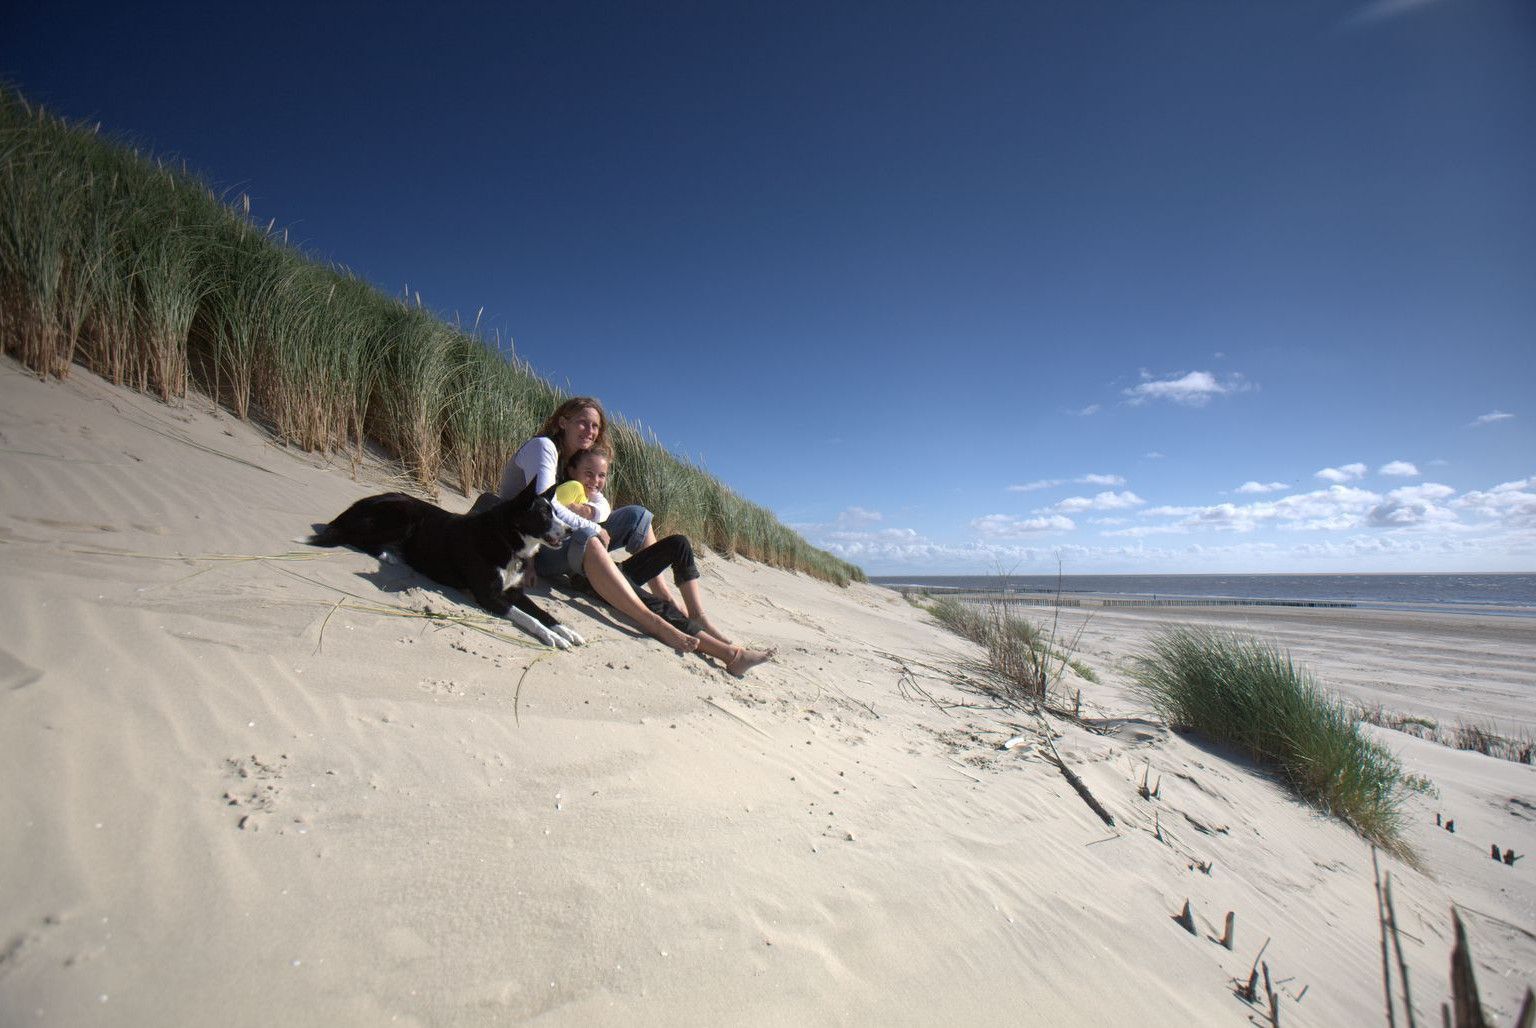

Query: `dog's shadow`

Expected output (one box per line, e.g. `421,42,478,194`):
321,538,649,643
544,579,650,641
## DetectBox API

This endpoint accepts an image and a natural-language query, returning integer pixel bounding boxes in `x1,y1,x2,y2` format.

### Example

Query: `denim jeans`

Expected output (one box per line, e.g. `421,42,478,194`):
535,503,653,578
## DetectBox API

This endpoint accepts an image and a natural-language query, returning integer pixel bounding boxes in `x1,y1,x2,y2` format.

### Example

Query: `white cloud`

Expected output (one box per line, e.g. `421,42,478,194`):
971,513,1077,537
1103,523,1189,538
1315,463,1368,484
1050,490,1146,513
1379,461,1419,477
1007,473,1125,493
1073,404,1102,417
1388,483,1455,503
1455,477,1536,529
1123,370,1250,407
1470,410,1515,428
1137,485,1387,535
1236,481,1289,495
1144,451,1166,460
1368,483,1459,528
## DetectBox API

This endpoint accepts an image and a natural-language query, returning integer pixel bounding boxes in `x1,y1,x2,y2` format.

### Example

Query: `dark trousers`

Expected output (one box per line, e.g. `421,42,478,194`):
618,534,700,588
559,534,704,637
619,535,702,636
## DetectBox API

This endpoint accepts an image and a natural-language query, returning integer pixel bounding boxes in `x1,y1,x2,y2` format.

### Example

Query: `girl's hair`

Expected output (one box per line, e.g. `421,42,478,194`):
537,396,610,453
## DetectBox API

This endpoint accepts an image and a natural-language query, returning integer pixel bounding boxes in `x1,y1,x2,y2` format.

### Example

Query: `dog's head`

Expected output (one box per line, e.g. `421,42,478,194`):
502,479,570,550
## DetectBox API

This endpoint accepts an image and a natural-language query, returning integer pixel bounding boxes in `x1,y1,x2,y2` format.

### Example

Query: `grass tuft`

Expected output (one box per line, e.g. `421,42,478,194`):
924,596,1088,707
1131,625,1406,850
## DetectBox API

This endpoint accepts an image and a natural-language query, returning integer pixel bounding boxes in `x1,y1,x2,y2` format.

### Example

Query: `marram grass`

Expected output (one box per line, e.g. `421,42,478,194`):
1131,626,1406,850
924,596,1079,706
0,86,862,586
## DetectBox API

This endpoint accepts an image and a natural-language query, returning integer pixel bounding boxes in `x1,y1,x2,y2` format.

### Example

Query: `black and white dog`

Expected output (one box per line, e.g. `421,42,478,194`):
308,480,585,649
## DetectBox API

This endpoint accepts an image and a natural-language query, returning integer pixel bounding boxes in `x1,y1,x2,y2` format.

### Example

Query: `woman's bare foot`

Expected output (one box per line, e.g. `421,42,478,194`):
726,645,775,677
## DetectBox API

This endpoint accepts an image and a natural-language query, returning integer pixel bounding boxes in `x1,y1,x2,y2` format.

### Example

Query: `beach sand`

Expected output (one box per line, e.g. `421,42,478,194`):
2,356,1532,1026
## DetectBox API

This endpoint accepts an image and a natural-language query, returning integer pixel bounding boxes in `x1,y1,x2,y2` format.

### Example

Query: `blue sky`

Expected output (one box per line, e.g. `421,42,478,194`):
5,1,1532,574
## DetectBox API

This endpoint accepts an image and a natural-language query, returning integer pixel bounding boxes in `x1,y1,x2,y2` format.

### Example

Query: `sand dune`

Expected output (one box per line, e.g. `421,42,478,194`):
1,357,1532,1026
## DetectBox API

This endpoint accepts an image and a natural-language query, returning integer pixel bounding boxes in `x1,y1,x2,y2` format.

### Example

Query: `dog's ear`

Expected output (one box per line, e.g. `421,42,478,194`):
540,483,559,501
509,478,539,505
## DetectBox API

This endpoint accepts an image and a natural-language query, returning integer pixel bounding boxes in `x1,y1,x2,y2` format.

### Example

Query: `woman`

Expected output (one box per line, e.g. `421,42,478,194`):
498,396,759,664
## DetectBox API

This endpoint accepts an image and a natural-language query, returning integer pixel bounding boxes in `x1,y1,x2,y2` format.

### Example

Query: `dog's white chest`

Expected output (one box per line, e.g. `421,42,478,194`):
501,541,540,590
501,558,525,591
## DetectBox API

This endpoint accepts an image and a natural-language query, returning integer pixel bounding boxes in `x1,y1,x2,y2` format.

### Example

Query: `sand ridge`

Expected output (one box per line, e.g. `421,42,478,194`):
1,357,1532,1026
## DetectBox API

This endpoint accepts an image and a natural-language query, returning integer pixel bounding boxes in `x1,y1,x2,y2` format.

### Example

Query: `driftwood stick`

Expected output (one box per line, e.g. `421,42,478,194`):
948,759,984,784
1035,710,1114,827
702,697,773,739
1264,961,1281,1027
1237,937,1271,1002
1057,760,1115,826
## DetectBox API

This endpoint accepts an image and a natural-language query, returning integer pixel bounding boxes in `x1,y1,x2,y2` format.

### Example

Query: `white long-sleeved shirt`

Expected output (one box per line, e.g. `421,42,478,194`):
497,436,602,536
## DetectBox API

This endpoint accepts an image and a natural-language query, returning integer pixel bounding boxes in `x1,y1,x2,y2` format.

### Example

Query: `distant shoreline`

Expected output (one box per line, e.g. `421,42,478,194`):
871,572,1536,615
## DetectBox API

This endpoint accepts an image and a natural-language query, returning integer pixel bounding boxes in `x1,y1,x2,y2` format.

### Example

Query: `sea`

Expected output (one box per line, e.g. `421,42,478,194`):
869,573,1536,616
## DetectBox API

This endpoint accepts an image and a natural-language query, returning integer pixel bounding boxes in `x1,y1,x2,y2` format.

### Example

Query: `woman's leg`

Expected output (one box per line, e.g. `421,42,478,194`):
582,540,698,652
691,630,774,677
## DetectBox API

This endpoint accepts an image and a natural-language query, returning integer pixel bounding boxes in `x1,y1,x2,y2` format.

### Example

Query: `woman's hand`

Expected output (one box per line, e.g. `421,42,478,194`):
597,527,611,548
571,502,596,519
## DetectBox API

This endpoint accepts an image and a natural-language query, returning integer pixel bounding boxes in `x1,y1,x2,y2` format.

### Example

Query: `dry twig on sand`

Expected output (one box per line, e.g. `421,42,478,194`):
1033,709,1115,828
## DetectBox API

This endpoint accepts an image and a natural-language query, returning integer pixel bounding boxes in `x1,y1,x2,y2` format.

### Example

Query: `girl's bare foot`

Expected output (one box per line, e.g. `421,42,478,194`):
726,645,775,677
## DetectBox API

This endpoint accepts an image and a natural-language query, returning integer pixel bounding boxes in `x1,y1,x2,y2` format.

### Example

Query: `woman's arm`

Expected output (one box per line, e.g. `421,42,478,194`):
510,437,601,535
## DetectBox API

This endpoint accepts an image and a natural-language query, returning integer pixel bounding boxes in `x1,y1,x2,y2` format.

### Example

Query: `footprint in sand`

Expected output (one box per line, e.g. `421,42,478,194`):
222,754,287,831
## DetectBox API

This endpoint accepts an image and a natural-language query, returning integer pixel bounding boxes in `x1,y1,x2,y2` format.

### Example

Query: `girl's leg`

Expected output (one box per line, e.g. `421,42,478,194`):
604,507,678,606
582,541,698,652
620,535,730,642
633,524,678,606
678,579,730,644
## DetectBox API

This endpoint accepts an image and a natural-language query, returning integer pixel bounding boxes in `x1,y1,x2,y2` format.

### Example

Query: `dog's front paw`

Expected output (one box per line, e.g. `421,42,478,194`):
552,625,585,647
